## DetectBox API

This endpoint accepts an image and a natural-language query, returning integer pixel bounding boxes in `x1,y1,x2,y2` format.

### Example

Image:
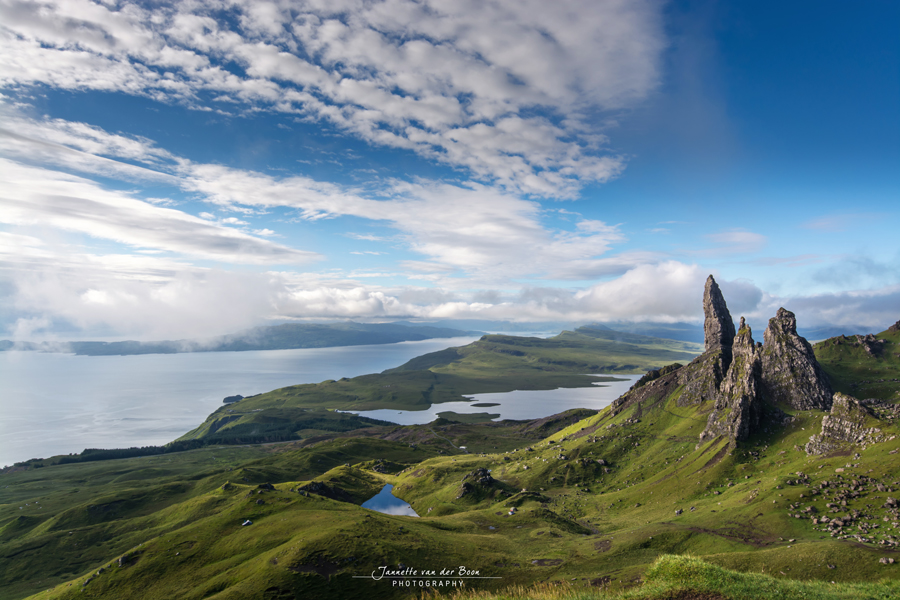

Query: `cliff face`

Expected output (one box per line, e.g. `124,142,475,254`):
611,274,844,447
760,308,834,410
703,275,736,354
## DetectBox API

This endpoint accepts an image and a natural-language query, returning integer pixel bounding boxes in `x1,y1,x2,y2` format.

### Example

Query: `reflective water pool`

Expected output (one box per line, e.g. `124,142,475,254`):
361,484,419,517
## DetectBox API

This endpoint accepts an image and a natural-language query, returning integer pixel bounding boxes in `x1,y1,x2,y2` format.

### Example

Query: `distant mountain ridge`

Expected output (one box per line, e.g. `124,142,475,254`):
398,319,874,344
0,322,482,356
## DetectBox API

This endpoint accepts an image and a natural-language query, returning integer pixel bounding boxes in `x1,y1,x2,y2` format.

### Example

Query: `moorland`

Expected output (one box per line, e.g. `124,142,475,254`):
1,276,899,600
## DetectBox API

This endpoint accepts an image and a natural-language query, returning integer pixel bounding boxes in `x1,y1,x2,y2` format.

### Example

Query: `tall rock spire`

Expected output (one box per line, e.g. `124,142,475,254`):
676,275,737,407
703,275,736,352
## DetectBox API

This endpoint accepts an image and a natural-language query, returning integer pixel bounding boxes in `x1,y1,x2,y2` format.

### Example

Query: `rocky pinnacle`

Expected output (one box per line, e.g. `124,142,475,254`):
760,307,833,410
703,275,736,352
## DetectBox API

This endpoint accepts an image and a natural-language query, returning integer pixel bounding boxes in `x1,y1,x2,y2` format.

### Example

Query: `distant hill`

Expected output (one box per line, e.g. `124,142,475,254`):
394,319,581,334
588,321,879,344
0,322,481,356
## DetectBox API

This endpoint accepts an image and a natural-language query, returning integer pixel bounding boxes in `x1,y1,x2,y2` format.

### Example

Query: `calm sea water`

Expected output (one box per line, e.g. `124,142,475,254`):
0,337,479,467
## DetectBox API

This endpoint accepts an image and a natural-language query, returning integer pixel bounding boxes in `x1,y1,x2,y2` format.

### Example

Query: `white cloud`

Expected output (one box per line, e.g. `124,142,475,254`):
0,158,320,264
1,110,629,283
3,238,894,340
0,0,665,196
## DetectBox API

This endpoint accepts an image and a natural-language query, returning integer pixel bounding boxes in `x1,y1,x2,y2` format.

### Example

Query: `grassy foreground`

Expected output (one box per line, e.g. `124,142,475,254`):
431,554,900,600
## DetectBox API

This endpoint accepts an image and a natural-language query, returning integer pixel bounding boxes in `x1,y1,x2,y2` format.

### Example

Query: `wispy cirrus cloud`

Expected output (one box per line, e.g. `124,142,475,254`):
0,0,664,196
0,158,320,264
702,229,767,255
1,109,631,284
801,213,881,232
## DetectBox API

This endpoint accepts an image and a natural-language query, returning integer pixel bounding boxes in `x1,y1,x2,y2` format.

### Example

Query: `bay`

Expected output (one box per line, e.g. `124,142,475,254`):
0,337,479,467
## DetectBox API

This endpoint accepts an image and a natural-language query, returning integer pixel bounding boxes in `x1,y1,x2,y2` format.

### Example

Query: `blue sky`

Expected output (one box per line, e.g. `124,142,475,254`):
0,0,897,340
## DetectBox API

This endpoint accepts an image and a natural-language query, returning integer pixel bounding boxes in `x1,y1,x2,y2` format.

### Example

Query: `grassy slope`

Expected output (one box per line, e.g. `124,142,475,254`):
814,327,900,401
437,554,900,599
0,414,597,600
6,375,900,600
4,328,898,600
179,331,700,444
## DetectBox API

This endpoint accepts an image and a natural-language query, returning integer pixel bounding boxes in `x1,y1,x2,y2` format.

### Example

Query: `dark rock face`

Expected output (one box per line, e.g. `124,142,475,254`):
457,467,497,499
463,467,495,486
297,481,354,503
613,275,837,447
888,320,900,333
699,324,762,444
675,276,737,408
805,393,886,454
760,308,833,410
677,350,729,407
629,363,683,392
703,275,736,353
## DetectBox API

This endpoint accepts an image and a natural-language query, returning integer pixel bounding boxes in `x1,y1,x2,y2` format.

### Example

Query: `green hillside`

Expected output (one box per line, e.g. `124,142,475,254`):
3,321,899,600
814,325,900,401
2,367,898,600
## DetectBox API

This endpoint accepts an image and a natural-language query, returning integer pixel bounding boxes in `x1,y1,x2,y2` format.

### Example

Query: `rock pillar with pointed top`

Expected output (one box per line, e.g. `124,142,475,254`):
703,275,736,353
676,275,736,406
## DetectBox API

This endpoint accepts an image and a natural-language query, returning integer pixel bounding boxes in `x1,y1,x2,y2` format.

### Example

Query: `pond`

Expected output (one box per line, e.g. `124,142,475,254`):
344,375,641,424
361,484,419,517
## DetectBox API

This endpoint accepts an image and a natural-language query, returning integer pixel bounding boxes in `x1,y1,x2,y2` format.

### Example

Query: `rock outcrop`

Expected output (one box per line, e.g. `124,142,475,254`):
805,393,886,455
888,320,900,333
699,323,761,444
691,279,830,445
297,481,354,503
613,275,837,447
760,308,833,410
457,467,502,500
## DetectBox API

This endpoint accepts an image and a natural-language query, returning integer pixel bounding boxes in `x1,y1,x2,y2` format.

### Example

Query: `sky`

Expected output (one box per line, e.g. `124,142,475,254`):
0,0,898,341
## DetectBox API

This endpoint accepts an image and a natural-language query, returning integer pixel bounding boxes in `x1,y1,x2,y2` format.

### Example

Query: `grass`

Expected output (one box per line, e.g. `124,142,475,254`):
2,326,899,600
814,327,900,402
431,554,900,599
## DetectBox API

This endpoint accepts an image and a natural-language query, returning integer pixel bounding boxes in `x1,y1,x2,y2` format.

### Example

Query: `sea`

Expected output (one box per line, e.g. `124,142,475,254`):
0,336,637,467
